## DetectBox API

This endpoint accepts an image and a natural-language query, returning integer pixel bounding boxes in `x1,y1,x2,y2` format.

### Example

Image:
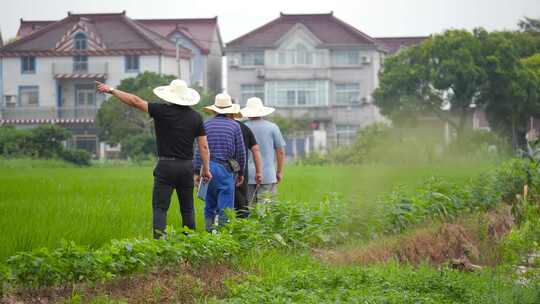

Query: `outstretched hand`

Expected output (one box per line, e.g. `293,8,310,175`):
95,81,110,94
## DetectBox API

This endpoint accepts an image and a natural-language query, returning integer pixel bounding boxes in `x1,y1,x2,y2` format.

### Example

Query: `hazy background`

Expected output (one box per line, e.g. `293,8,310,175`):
1,0,539,42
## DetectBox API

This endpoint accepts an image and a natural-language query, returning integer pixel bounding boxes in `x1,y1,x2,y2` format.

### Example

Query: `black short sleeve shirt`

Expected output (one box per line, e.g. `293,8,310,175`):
148,102,205,160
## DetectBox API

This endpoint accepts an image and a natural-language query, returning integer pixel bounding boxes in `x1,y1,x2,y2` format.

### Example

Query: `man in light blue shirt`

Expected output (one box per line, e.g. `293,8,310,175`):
241,97,286,203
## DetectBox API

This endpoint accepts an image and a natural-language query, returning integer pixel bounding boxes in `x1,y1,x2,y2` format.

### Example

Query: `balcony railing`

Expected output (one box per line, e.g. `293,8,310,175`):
1,106,98,121
52,62,108,76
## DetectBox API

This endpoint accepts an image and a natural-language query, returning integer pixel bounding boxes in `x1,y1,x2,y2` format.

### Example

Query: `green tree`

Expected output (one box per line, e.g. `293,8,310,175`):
476,29,540,149
519,17,540,33
374,30,485,138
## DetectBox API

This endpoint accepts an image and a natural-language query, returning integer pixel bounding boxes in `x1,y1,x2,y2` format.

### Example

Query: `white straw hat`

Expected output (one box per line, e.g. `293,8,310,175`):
203,93,242,116
153,79,200,106
240,97,275,118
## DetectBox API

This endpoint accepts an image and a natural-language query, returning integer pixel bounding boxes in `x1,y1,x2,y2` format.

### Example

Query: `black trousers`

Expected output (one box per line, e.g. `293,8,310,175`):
234,171,250,218
152,159,195,239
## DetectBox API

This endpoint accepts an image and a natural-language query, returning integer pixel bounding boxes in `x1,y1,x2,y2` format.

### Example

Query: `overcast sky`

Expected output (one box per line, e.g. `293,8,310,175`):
1,0,539,42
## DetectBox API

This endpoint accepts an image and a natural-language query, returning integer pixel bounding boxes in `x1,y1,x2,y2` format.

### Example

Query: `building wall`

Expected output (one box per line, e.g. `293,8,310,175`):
1,55,191,116
1,55,190,104
226,48,383,121
169,32,204,86
206,29,223,93
161,55,191,82
2,57,58,107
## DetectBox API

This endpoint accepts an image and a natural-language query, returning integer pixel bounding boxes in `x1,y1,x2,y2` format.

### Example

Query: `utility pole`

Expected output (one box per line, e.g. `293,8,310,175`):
176,42,181,79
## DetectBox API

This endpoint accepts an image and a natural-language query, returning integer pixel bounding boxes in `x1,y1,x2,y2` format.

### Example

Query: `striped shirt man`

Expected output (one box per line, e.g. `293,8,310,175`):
194,115,246,175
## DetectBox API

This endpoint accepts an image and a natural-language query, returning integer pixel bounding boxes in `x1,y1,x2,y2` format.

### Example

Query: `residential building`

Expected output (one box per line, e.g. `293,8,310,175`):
136,18,223,93
226,12,388,152
375,36,428,55
0,12,192,157
16,16,223,93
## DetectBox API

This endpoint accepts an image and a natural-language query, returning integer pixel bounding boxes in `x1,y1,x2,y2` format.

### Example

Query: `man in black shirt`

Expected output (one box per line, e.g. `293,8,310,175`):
235,120,262,218
96,80,211,239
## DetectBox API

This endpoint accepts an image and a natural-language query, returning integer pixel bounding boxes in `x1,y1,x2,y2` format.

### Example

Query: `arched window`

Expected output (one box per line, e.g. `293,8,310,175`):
74,33,87,50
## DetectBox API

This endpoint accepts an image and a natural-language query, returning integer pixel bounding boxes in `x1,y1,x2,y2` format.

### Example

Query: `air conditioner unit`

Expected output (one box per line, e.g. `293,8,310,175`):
229,58,239,67
256,68,266,78
362,56,371,64
4,95,16,108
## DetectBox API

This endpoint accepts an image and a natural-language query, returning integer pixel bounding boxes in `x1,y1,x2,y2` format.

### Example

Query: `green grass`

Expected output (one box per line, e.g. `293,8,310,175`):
0,158,498,260
218,251,539,303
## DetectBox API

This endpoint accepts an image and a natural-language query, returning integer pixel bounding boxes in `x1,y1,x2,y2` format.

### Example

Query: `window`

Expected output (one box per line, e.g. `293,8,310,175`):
74,33,87,50
333,51,360,65
336,124,358,146
73,55,88,72
75,84,95,106
266,80,328,107
295,44,313,65
240,84,265,106
241,52,264,66
19,86,39,107
335,83,360,105
21,56,36,73
125,55,140,72
275,44,315,66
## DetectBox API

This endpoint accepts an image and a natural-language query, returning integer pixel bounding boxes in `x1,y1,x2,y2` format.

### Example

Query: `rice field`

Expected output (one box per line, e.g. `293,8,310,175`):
0,158,498,260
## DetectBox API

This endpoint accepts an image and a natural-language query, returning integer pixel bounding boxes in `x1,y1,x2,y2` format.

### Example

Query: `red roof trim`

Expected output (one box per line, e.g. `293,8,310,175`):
166,27,208,53
0,118,95,125
135,17,218,22
0,48,190,58
328,15,377,45
4,16,76,50
227,12,377,47
226,15,285,47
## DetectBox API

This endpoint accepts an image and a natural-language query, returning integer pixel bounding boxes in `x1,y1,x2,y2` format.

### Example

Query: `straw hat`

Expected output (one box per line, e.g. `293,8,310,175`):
240,97,275,118
203,93,242,116
153,79,200,106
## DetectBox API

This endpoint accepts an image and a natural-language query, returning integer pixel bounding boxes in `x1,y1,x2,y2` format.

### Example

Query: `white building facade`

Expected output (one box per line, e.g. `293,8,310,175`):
0,12,191,158
226,13,387,152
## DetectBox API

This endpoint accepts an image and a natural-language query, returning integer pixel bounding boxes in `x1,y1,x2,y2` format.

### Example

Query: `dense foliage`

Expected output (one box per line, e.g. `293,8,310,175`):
379,158,538,234
220,261,539,304
0,125,90,166
374,23,540,148
0,196,345,291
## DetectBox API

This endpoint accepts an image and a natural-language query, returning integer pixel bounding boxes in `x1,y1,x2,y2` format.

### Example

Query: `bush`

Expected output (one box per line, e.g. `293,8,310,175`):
379,158,539,234
0,125,71,157
120,133,156,161
60,149,91,166
0,198,346,289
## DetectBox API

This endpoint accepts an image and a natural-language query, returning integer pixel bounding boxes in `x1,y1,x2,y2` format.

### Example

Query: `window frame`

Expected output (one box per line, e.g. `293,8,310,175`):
240,52,265,66
73,55,88,72
125,55,140,73
74,84,96,107
332,50,360,66
21,56,36,74
335,83,361,105
74,33,87,50
18,86,39,107
240,84,265,105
